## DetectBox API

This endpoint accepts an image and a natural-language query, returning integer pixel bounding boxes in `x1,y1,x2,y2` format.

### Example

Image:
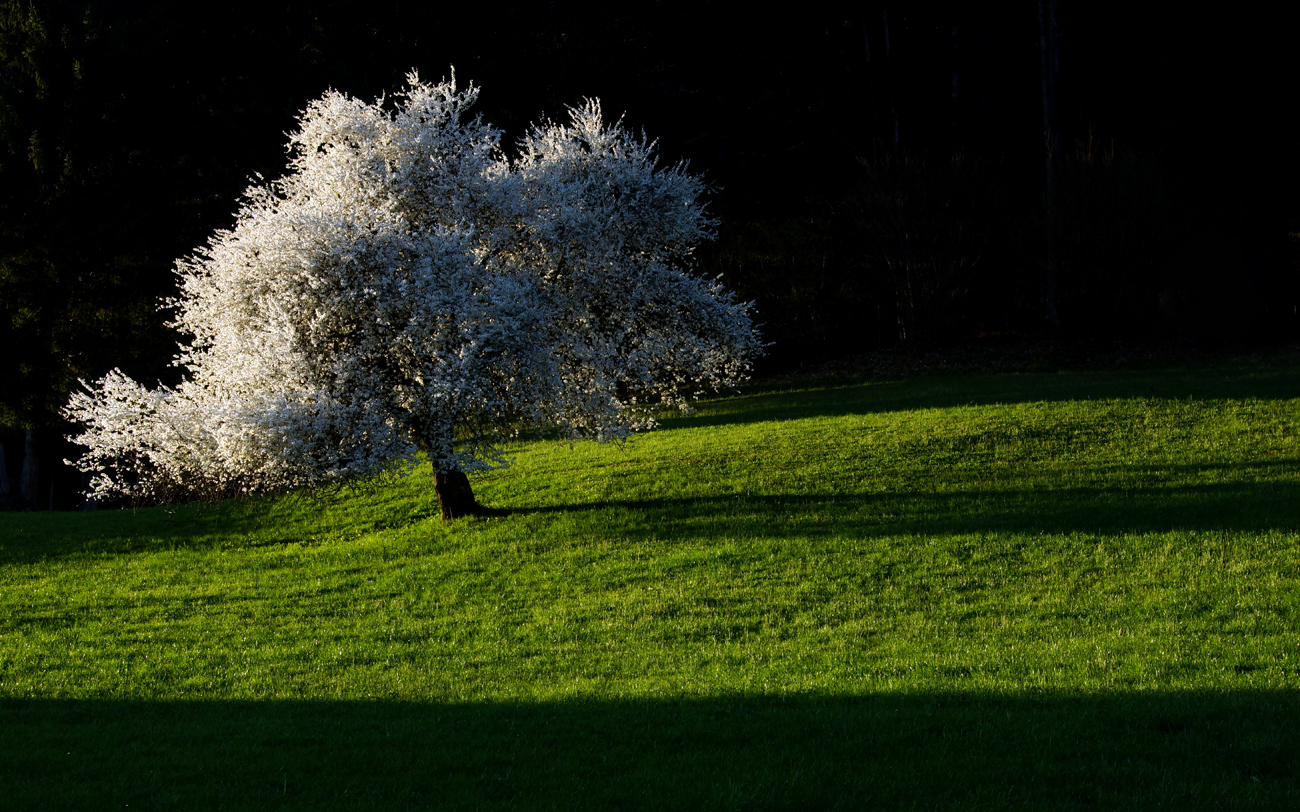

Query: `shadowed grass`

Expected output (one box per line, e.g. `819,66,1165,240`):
3,692,1297,810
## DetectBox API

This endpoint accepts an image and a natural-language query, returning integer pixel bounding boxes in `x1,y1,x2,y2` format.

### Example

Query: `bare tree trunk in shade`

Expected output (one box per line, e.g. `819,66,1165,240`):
883,6,899,151
978,26,989,150
951,24,959,141
0,436,9,500
20,429,38,508
1038,0,1063,327
860,11,882,148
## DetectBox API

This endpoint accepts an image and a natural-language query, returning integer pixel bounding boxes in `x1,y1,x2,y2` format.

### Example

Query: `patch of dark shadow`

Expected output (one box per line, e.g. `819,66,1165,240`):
366,509,445,532
2,691,1297,809
5,460,1299,566
1233,741,1294,782
663,367,1300,429
891,419,1118,462
1153,718,1193,736
237,533,333,550
506,475,1300,541
0,500,444,565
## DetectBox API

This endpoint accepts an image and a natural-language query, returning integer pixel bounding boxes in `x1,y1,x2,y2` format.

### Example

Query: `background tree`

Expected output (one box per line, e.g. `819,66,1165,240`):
1,0,184,508
65,75,760,518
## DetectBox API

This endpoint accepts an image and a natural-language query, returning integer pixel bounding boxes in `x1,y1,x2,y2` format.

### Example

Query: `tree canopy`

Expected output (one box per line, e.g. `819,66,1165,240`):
64,74,761,516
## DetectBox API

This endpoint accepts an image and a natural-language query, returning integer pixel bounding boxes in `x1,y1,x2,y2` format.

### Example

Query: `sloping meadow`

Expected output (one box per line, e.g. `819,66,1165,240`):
2,364,1299,808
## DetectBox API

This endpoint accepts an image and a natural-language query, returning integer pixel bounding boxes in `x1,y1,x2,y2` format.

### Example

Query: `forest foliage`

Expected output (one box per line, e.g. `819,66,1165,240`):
1,0,1296,508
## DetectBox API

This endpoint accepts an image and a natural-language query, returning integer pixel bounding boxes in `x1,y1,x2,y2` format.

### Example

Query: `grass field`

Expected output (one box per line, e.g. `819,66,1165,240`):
2,363,1299,809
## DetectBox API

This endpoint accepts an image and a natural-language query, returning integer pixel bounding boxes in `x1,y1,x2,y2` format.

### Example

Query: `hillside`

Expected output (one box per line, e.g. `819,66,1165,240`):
2,364,1299,808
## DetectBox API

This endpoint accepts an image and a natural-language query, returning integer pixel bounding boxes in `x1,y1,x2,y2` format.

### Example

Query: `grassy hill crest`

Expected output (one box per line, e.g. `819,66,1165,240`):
3,363,1299,808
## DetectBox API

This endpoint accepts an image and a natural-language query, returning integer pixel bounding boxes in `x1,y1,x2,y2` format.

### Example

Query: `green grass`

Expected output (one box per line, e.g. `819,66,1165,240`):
2,364,1299,808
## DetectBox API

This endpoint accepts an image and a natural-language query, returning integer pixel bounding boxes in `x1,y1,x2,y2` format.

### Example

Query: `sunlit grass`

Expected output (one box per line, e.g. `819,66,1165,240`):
2,363,1298,808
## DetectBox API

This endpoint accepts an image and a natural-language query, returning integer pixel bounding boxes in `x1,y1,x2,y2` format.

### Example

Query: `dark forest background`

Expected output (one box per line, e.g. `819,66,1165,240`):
2,0,1297,509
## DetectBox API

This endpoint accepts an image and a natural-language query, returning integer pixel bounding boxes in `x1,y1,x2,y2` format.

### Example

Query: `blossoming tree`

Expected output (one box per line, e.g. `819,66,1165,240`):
64,73,761,519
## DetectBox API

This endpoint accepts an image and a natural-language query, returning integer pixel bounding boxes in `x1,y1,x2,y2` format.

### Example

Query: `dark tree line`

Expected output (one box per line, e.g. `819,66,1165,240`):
2,0,1296,509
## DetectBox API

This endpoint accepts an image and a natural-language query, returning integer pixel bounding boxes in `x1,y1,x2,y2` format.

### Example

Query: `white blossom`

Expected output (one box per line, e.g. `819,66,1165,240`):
65,72,761,505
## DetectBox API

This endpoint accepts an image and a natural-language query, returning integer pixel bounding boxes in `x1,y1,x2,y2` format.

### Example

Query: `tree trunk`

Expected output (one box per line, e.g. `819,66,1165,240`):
859,11,883,152
1038,0,1063,327
434,469,482,520
882,6,900,151
0,435,9,501
978,26,988,150
950,23,960,141
20,428,39,509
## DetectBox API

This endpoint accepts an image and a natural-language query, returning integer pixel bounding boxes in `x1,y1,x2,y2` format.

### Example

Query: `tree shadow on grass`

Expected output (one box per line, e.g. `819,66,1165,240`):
666,366,1300,429
0,484,445,566
2,460,1297,566
2,691,1296,810
506,462,1300,542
